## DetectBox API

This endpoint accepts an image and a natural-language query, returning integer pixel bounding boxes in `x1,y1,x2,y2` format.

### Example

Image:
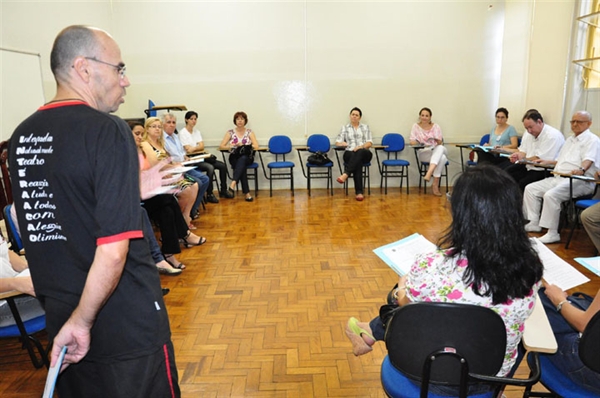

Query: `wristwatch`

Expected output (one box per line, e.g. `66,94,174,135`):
556,300,571,313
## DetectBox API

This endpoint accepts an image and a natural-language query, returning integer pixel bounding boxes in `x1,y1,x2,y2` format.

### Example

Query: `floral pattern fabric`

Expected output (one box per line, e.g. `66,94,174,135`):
405,249,540,376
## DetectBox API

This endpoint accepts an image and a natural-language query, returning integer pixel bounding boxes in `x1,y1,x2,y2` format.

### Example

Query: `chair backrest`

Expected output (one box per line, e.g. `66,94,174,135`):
580,310,600,373
382,133,405,152
385,302,506,387
3,204,23,253
269,135,292,155
147,99,157,117
307,134,331,153
479,134,490,146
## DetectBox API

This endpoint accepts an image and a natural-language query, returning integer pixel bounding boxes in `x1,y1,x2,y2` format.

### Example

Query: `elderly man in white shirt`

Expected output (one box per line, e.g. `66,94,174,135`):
506,110,565,191
523,111,599,244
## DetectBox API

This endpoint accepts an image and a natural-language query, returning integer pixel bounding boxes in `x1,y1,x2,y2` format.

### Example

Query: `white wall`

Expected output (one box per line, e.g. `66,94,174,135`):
0,0,582,189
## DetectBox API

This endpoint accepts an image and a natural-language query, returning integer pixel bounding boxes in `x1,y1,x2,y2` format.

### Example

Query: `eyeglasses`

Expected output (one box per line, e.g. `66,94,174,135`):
570,120,589,124
85,57,126,79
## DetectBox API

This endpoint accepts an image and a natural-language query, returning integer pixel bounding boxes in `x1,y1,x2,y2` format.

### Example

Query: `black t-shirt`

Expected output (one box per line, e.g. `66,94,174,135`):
9,101,170,362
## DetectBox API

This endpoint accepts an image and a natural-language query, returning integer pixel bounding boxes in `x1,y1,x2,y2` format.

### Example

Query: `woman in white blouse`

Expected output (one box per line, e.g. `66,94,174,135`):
335,107,373,201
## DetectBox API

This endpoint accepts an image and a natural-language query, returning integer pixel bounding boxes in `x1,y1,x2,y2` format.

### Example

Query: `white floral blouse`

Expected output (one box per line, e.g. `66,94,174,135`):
405,249,540,376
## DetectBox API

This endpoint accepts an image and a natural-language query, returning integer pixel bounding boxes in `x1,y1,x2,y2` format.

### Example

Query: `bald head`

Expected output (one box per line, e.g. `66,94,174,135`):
50,25,108,82
570,110,593,136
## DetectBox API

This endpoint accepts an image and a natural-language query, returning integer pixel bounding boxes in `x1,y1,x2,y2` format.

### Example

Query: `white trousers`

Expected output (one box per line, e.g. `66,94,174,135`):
418,145,448,177
523,176,595,230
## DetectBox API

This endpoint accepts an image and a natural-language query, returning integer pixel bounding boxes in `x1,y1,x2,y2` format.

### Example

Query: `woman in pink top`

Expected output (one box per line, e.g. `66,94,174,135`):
409,107,447,196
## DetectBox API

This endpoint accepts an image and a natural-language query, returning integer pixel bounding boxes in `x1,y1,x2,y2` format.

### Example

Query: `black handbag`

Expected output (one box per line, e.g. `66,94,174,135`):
231,145,255,163
204,154,218,164
307,151,330,165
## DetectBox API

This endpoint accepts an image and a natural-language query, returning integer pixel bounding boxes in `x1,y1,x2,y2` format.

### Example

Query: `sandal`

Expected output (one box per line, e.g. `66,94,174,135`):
345,317,375,356
164,254,186,270
182,232,207,248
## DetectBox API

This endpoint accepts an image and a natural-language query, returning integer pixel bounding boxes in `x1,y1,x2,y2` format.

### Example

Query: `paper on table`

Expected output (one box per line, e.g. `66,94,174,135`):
532,238,590,290
182,158,205,166
42,346,67,398
168,166,195,174
373,233,437,276
574,256,600,277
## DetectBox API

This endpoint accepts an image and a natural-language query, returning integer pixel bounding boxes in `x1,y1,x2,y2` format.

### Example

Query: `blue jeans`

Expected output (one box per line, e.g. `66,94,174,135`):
185,169,210,215
539,289,600,394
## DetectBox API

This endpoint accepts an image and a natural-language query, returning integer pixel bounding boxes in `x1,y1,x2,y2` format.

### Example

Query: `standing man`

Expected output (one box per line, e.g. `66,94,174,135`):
162,113,209,219
505,110,565,191
523,111,599,244
9,26,180,397
179,110,234,202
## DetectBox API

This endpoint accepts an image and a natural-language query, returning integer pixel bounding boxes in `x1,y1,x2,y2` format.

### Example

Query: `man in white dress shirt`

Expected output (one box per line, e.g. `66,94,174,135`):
523,111,599,244
506,110,565,191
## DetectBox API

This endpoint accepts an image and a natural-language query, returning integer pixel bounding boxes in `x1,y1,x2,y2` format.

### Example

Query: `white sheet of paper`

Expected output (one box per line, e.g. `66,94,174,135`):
168,166,195,174
532,238,590,290
373,233,437,276
574,256,600,278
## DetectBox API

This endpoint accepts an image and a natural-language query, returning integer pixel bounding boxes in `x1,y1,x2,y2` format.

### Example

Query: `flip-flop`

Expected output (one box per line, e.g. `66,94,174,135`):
164,255,186,270
345,317,375,356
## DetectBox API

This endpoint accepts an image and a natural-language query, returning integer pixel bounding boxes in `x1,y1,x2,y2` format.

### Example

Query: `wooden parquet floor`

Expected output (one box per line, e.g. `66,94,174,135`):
1,186,599,397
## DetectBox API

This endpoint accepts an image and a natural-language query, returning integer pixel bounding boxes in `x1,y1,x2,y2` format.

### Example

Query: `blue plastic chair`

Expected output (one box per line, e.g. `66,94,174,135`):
3,204,23,254
376,133,410,194
259,135,295,197
565,199,600,249
297,134,334,196
525,310,600,397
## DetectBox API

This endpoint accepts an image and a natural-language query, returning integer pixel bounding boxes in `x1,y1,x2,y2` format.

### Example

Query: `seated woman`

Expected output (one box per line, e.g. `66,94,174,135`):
345,165,544,393
541,283,600,393
179,110,233,202
335,107,373,201
131,122,206,272
0,234,44,327
477,107,519,168
409,107,447,196
218,111,259,202
140,117,199,227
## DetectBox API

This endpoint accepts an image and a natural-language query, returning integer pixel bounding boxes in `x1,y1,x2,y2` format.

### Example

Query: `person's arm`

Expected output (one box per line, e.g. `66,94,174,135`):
571,159,594,176
8,250,27,272
50,239,129,370
335,126,348,147
1,276,35,296
543,283,600,333
249,131,259,150
183,141,204,154
431,124,443,146
509,151,526,163
391,275,411,306
218,131,232,151
502,135,519,150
